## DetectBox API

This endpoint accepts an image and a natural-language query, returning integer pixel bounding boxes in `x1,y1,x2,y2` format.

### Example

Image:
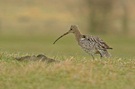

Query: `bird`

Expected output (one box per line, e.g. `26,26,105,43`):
53,25,113,59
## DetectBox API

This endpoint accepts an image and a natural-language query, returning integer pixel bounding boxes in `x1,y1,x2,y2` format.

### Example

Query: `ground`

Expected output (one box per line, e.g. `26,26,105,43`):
0,35,135,89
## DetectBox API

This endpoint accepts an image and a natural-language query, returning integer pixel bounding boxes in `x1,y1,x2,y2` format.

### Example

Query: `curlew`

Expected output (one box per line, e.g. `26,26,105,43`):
53,25,112,59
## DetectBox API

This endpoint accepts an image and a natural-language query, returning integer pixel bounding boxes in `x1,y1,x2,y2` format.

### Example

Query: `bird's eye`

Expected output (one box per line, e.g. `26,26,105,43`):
70,29,72,30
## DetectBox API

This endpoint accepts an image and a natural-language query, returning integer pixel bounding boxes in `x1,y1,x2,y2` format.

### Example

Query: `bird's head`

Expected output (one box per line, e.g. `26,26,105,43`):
53,25,79,44
68,25,78,33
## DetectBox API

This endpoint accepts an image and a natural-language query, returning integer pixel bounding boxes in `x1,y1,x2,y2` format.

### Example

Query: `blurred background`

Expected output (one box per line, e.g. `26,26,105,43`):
0,0,135,58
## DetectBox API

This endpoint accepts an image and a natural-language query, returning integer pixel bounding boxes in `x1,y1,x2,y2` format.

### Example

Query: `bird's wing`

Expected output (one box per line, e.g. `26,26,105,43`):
86,35,113,50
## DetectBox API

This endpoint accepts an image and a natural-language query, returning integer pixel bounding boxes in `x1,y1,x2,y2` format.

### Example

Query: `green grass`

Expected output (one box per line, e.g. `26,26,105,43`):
0,35,135,89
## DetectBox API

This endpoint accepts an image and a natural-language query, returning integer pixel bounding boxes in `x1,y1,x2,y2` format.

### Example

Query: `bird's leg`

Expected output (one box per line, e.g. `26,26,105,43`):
97,50,103,59
99,52,103,59
91,54,95,60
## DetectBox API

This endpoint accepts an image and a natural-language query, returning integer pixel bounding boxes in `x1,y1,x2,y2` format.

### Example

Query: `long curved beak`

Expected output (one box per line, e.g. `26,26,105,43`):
53,32,69,44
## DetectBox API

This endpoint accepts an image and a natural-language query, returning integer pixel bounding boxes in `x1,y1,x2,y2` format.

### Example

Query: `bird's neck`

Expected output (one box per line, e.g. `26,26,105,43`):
74,30,82,43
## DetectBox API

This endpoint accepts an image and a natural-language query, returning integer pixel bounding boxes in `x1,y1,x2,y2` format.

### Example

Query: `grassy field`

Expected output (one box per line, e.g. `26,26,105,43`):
0,0,135,89
0,34,135,89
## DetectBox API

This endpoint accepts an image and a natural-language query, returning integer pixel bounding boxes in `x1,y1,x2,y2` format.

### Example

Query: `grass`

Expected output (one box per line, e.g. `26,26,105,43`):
0,34,135,89
0,55,135,89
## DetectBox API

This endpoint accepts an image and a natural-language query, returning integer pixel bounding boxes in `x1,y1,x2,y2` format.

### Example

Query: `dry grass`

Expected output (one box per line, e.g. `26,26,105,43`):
0,53,135,89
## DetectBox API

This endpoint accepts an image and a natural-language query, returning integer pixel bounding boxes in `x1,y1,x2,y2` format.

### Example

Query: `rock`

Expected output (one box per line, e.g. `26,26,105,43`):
15,54,59,63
